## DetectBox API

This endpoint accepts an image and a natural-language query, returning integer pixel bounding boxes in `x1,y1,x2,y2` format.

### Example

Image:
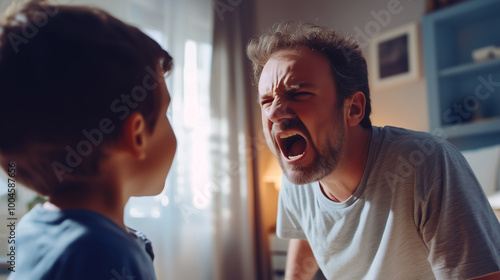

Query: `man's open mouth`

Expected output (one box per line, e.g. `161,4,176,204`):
278,131,307,160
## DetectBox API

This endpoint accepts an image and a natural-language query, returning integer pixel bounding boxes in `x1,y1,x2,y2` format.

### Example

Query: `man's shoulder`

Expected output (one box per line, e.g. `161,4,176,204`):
377,126,444,144
375,126,452,158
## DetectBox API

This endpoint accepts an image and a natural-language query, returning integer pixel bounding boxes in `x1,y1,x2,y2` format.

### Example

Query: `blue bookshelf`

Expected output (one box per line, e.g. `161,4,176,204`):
439,58,500,78
423,0,500,150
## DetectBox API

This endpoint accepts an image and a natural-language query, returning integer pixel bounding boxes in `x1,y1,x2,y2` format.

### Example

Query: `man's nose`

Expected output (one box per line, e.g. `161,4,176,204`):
267,99,295,125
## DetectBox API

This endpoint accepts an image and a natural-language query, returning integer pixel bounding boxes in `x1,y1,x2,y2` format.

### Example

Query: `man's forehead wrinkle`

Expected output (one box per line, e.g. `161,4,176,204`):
275,61,299,92
262,62,291,95
275,64,288,91
259,54,303,96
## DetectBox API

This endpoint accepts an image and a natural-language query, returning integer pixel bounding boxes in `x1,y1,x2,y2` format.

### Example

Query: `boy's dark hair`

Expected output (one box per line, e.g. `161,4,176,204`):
0,1,173,195
246,22,371,129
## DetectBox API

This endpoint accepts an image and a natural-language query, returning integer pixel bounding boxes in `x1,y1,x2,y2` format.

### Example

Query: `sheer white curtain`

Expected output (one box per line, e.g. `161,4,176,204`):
120,0,215,279
105,0,257,279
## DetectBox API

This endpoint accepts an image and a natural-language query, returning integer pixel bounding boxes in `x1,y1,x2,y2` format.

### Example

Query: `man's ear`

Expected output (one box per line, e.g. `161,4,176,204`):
118,112,148,160
345,91,366,127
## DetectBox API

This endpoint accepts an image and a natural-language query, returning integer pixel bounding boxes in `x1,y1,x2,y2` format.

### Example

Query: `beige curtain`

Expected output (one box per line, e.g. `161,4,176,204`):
209,0,259,279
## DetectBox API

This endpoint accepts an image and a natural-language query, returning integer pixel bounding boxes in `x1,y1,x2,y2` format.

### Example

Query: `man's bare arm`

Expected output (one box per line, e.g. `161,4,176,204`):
285,239,319,280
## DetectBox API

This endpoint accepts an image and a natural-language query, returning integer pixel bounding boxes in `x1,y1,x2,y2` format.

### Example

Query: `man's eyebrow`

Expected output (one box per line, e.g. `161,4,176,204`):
258,83,314,98
285,83,315,93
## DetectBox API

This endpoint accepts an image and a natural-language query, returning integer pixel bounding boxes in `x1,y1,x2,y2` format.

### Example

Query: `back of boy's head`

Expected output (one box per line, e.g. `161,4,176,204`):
0,0,173,196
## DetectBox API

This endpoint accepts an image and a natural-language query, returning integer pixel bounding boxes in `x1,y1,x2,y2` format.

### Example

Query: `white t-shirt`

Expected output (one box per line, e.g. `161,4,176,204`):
277,126,500,280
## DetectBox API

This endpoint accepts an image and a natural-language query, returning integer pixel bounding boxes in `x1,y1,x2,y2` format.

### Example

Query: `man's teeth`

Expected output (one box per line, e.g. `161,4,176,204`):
278,132,305,160
288,153,304,160
279,132,299,139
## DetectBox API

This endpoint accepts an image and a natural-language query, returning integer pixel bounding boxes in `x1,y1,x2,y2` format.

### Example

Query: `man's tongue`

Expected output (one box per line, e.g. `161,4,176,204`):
287,136,306,158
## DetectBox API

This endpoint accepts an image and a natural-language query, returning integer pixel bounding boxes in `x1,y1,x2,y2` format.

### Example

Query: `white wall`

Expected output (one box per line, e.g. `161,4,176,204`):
254,0,429,131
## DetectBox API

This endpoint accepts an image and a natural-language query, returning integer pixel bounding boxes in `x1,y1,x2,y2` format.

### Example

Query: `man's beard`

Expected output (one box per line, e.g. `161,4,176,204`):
277,111,345,185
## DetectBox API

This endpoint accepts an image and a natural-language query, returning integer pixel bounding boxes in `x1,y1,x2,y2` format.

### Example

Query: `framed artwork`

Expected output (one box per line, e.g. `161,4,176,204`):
369,22,420,90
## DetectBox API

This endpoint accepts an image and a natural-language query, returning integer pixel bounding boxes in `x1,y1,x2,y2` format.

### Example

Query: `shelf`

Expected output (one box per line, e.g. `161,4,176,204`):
440,117,500,150
440,58,500,78
441,117,500,138
423,0,500,150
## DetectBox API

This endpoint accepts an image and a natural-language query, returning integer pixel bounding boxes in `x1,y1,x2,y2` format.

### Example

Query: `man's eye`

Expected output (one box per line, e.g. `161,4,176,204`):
293,92,312,100
260,99,273,106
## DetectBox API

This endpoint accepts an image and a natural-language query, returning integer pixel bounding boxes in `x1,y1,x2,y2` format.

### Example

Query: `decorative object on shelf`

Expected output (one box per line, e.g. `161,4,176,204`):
445,96,483,125
472,46,500,63
369,22,420,90
425,0,467,13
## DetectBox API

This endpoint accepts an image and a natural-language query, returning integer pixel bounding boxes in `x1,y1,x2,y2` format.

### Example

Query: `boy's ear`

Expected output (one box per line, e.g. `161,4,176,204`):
345,91,366,127
118,112,148,160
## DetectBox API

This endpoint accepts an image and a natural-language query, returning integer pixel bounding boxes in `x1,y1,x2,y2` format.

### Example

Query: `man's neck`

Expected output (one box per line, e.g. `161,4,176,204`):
319,127,372,202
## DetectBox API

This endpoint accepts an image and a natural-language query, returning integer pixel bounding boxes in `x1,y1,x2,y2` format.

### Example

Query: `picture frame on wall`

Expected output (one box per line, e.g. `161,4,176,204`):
369,22,420,90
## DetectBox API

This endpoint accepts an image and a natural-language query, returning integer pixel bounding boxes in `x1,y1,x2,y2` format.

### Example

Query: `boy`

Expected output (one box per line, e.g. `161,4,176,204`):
0,1,176,279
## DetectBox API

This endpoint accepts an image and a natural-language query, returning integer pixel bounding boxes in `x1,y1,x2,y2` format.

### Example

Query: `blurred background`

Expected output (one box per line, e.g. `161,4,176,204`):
0,0,499,279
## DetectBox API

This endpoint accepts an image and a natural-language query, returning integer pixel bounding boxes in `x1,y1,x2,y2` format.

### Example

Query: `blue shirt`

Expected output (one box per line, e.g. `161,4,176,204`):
9,204,157,280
